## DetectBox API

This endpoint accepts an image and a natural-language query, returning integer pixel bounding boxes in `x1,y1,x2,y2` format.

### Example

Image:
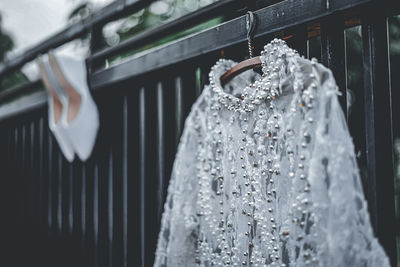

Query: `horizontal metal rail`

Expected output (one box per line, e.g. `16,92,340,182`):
0,0,152,78
90,0,377,89
90,0,247,66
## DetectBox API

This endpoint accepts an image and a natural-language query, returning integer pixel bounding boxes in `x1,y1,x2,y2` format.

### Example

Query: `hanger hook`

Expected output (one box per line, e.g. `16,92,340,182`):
246,11,256,58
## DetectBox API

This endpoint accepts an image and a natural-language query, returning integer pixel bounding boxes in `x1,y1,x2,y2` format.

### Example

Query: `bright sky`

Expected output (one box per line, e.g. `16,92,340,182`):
0,0,113,79
0,0,113,57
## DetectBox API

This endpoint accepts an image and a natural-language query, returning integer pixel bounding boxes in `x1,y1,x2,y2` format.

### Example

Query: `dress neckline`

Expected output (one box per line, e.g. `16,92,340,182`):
208,38,300,114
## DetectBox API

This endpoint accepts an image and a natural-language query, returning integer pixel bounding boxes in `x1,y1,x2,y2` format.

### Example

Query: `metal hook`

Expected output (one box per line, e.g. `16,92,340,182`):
246,11,256,58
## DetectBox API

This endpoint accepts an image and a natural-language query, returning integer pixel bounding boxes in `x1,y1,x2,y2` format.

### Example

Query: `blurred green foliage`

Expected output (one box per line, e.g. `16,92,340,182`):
0,13,29,91
0,14,14,62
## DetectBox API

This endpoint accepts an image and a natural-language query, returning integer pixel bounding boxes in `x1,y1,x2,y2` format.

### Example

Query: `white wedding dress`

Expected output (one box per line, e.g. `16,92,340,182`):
154,39,389,267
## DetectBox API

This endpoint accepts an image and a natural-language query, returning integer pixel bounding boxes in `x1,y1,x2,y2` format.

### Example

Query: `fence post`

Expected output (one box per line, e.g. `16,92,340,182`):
320,15,348,120
361,10,397,266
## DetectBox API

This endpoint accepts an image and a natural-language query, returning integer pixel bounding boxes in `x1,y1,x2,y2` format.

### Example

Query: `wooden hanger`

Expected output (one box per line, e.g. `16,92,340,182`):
220,11,261,87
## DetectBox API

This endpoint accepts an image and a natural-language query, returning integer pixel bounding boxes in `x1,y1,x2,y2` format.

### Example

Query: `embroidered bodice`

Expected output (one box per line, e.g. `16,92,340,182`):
154,39,389,267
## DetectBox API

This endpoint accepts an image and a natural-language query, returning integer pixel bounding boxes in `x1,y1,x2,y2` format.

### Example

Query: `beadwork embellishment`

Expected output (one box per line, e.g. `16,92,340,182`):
154,39,390,267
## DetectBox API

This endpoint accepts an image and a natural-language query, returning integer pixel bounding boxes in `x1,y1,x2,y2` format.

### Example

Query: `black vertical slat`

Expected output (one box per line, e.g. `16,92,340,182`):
32,118,40,227
21,124,26,225
17,125,22,226
389,16,400,143
32,118,40,228
29,121,35,224
158,71,180,219
94,164,99,267
39,117,45,228
139,87,146,267
5,127,16,227
127,89,141,267
81,163,87,248
175,76,184,141
289,24,308,57
97,156,110,267
361,15,397,265
143,83,158,266
388,16,400,243
57,152,63,234
200,61,211,90
320,16,348,119
13,126,20,234
156,82,165,221
109,94,124,267
195,67,202,97
162,73,179,192
48,129,54,231
1,125,15,266
69,164,74,235
308,36,322,62
71,159,84,264
95,93,112,267
174,65,197,142
90,24,106,71
345,25,368,191
107,151,114,267
84,159,95,267
61,159,71,236
181,65,197,119
72,161,82,241
122,96,128,267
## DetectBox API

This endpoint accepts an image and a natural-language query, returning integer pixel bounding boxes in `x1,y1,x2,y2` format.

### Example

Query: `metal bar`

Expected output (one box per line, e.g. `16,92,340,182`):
94,164,99,267
143,83,158,266
0,80,42,105
122,96,128,267
139,87,145,267
69,164,74,235
91,0,246,65
181,66,197,121
108,151,114,267
72,161,82,240
288,24,308,57
111,98,124,267
0,90,47,122
91,0,376,89
361,13,397,266
85,160,95,267
161,73,178,204
48,129,53,230
98,155,110,267
57,152,62,233
156,82,165,221
127,89,141,267
81,163,87,246
321,15,348,118
14,127,20,224
32,119,40,227
21,124,26,225
344,25,368,190
39,117,44,228
175,76,183,140
29,121,35,223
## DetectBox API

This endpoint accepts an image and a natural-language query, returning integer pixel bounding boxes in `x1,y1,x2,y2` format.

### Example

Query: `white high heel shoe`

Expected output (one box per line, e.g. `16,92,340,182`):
38,55,75,162
48,52,99,161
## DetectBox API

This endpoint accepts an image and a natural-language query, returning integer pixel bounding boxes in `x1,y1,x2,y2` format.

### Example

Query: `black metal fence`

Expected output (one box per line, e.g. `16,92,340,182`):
0,0,399,266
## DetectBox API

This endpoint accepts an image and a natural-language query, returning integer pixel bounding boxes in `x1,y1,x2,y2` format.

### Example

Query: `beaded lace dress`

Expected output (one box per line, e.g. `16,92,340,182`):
154,39,389,267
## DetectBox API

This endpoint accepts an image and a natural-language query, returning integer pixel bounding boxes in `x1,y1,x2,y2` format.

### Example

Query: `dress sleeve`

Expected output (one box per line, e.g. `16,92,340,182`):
307,65,390,267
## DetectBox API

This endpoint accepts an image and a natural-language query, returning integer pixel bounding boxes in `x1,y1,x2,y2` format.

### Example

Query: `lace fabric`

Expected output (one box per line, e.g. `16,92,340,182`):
154,39,389,267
